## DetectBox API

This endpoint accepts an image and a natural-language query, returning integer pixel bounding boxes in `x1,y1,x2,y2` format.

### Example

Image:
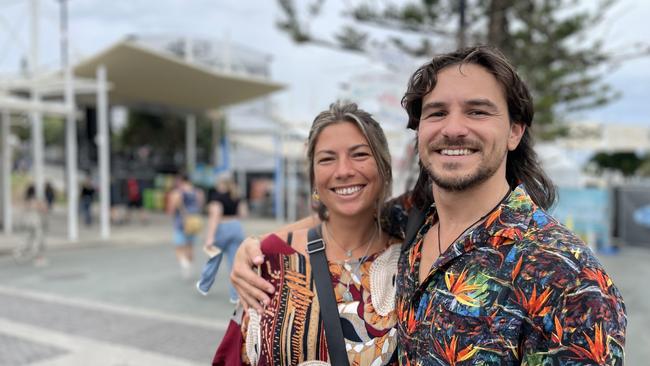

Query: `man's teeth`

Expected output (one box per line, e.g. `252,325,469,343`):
334,186,362,195
440,148,473,156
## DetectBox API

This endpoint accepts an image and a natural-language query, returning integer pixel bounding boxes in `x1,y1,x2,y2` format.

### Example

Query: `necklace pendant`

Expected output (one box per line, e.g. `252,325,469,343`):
346,249,353,257
342,289,354,302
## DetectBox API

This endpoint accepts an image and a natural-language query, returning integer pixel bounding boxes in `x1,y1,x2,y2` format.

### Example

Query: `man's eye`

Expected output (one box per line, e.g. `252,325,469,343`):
468,110,489,116
423,111,446,120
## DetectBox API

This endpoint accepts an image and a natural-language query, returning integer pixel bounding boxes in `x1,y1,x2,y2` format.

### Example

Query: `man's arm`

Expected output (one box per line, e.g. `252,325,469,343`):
231,214,321,312
230,192,417,312
522,268,626,364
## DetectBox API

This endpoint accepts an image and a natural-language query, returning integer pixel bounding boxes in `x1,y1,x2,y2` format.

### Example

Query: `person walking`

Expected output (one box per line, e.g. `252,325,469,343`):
196,173,248,303
167,174,204,278
14,183,48,266
80,175,96,226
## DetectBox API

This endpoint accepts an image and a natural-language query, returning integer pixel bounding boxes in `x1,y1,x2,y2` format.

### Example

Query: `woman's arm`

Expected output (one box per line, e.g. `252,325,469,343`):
166,190,179,216
203,201,223,255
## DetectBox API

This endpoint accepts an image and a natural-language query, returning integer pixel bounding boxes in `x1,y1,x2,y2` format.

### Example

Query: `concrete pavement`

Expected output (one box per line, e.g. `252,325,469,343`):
0,208,280,366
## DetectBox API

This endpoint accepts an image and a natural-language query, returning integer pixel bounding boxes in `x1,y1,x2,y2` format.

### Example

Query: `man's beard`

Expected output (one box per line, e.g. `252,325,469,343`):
428,159,501,191
423,139,507,192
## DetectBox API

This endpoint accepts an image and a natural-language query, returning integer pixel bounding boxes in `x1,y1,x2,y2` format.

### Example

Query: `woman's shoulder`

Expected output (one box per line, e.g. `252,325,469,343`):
260,229,308,257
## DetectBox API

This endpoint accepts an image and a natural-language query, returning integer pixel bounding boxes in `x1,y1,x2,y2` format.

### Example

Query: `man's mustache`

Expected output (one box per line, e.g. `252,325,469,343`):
426,137,482,151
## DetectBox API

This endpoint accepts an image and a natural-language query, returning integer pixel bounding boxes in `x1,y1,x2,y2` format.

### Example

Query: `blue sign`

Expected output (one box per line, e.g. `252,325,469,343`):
633,205,650,228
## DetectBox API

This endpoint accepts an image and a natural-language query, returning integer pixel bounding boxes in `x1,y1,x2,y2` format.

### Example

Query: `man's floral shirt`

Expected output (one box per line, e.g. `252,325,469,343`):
394,185,626,365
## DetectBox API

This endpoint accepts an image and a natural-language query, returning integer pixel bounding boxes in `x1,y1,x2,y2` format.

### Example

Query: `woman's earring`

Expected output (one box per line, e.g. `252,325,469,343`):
312,190,320,201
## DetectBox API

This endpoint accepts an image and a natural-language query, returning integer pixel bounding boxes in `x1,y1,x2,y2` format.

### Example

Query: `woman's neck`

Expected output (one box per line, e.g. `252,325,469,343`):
325,213,381,258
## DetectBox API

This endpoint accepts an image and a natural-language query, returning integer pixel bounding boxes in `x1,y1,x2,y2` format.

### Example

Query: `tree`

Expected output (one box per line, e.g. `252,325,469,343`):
589,151,642,176
276,0,650,137
114,110,216,168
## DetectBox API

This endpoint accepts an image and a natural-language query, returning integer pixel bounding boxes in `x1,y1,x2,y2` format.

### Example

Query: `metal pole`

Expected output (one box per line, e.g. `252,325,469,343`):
273,133,285,222
457,0,467,49
237,165,247,202
61,0,78,241
30,0,44,200
1,110,12,234
30,96,44,200
31,0,39,69
186,114,196,174
97,65,110,239
287,157,297,222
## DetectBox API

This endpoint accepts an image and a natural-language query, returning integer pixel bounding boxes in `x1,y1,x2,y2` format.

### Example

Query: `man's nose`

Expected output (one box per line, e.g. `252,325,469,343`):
441,112,469,138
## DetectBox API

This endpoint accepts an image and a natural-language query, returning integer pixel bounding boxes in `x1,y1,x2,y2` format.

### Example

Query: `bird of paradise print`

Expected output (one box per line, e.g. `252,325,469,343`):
444,269,484,307
582,268,613,293
433,335,479,366
514,285,552,318
568,323,608,364
551,315,563,345
406,305,418,334
511,255,523,283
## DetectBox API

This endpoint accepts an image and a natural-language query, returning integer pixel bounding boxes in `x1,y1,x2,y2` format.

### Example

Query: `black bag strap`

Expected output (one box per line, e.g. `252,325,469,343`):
307,226,350,366
402,207,427,252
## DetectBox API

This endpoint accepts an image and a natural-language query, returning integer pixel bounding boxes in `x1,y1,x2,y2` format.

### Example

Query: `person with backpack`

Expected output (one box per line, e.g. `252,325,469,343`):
167,174,204,279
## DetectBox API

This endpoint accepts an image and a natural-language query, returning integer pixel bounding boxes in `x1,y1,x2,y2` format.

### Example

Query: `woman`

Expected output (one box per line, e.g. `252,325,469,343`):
167,174,204,278
213,102,400,365
197,172,248,303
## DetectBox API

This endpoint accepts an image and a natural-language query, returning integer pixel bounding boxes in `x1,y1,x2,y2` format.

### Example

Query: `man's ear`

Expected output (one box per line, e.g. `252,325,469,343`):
508,122,525,151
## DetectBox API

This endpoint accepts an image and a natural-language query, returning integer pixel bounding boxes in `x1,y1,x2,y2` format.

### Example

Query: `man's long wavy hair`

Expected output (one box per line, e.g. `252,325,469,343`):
402,45,556,210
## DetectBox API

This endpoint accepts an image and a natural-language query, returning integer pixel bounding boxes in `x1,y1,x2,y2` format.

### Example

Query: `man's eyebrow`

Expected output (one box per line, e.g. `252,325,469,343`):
465,98,498,110
421,101,447,112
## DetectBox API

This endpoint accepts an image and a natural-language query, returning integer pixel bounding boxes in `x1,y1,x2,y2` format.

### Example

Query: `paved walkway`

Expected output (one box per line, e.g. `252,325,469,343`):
0,206,280,365
0,205,280,255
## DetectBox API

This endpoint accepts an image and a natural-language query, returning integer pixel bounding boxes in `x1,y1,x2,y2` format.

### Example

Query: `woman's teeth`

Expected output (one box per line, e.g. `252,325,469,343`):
334,186,362,195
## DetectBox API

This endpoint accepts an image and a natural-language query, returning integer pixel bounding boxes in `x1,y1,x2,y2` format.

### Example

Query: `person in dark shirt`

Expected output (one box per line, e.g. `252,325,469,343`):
44,181,55,211
80,175,96,226
196,172,248,303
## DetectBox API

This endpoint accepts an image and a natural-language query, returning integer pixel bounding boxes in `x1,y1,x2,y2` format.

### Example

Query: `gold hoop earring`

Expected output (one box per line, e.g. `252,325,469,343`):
312,190,320,201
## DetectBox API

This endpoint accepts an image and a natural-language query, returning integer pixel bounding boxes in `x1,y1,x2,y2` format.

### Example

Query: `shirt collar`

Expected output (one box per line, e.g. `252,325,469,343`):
426,184,536,243
482,184,536,241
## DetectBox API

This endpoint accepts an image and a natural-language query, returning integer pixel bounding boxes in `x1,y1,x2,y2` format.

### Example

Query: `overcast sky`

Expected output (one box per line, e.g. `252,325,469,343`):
0,0,648,126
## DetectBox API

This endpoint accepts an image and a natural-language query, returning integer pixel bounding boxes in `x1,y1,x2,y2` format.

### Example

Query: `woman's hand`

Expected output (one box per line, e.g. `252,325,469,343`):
231,236,274,313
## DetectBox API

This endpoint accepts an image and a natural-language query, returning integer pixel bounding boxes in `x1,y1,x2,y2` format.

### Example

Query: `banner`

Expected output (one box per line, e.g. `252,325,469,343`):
551,188,612,252
616,186,650,248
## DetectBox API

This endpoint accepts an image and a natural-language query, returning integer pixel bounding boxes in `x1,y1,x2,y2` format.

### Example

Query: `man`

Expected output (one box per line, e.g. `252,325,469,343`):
232,46,626,364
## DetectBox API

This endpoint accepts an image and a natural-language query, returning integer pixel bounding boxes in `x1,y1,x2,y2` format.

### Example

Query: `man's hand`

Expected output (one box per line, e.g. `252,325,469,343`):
231,236,274,313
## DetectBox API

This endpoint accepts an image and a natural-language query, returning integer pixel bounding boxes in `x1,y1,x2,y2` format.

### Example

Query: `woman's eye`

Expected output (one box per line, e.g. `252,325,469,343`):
318,157,334,164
